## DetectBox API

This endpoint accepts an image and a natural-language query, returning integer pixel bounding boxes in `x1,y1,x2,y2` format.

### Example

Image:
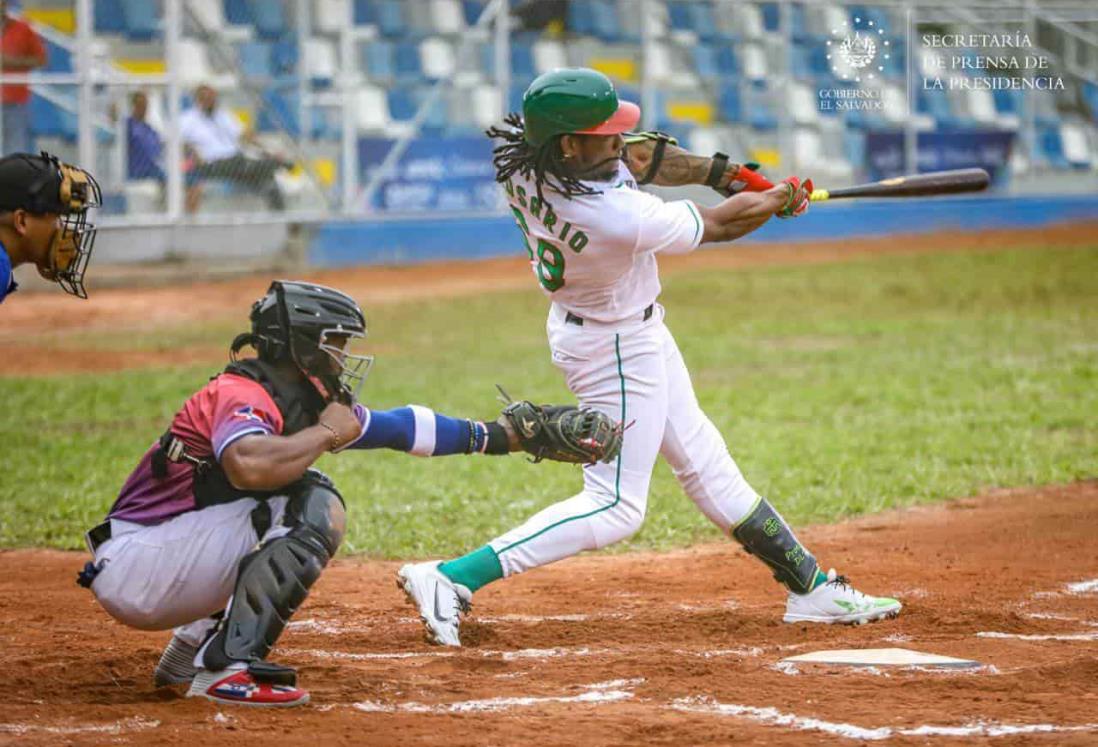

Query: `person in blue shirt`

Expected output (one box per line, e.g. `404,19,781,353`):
0,151,100,302
126,91,166,183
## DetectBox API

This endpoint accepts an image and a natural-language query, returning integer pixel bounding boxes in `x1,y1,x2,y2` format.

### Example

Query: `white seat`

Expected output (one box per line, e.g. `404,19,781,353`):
421,36,456,79
1061,123,1092,167
470,83,502,128
723,1,763,40
186,0,223,30
532,39,567,75
178,38,235,88
429,0,464,34
314,0,351,35
740,43,768,82
353,86,391,132
305,37,339,82
788,83,819,126
879,84,908,124
965,88,998,124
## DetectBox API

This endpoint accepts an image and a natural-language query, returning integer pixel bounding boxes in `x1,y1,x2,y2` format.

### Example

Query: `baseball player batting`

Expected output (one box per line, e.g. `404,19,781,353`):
0,151,100,303
78,280,619,707
398,68,901,646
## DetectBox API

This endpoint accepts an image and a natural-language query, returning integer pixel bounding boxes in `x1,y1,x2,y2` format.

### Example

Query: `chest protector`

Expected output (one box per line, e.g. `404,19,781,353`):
150,358,328,509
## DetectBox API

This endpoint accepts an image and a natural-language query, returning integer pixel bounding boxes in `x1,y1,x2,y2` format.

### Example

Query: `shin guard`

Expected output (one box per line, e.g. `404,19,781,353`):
731,497,819,594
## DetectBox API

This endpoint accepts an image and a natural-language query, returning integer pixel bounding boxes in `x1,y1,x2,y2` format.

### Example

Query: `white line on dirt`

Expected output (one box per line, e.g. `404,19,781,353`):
976,631,1098,641
1066,579,1098,594
351,680,636,714
0,717,160,736
284,645,612,662
669,697,1098,740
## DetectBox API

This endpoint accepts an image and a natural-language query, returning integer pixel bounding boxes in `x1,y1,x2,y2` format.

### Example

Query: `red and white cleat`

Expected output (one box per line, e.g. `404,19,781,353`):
186,663,309,707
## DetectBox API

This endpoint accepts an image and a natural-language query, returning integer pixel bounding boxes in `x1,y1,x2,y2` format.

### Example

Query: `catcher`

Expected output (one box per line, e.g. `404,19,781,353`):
78,279,618,708
0,151,101,303
397,68,900,647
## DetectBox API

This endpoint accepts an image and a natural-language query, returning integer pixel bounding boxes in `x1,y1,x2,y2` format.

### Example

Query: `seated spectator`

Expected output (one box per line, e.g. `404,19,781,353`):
179,84,289,212
2,0,47,155
126,91,165,182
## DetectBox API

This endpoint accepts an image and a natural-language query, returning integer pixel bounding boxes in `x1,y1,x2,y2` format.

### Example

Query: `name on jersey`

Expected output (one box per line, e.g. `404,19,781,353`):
504,179,589,253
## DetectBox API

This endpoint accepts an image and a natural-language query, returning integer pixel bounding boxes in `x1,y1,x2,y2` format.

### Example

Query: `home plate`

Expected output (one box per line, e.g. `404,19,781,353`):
782,648,980,668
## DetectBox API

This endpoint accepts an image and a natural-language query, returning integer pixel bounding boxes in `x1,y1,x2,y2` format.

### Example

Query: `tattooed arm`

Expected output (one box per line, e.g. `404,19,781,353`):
624,138,774,195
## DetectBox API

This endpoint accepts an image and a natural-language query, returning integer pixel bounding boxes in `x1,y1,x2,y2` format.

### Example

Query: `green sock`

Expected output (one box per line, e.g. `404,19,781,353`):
438,545,503,593
808,568,829,591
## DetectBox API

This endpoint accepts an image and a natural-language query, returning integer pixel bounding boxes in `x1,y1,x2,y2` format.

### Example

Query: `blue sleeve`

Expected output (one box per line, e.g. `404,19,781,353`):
349,404,485,456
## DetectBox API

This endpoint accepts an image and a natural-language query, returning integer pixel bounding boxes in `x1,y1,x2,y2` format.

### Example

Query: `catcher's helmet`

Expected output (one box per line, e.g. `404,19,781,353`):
233,280,373,402
0,151,101,298
521,68,640,147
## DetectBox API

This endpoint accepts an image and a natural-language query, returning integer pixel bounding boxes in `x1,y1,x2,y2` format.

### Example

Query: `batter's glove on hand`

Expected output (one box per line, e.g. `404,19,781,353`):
500,400,623,464
775,176,813,219
714,160,775,197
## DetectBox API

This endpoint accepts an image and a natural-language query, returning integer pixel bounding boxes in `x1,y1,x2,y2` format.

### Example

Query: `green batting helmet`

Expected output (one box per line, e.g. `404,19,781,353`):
521,68,641,147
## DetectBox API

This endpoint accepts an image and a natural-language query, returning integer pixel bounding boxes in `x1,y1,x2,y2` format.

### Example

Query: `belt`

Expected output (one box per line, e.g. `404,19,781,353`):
565,303,654,327
85,520,112,553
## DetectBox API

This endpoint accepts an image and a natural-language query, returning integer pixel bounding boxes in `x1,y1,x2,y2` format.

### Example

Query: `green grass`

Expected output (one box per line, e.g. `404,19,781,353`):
2,243,1095,555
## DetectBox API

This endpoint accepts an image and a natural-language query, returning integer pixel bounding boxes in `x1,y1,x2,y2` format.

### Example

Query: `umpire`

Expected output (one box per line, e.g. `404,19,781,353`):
0,151,101,303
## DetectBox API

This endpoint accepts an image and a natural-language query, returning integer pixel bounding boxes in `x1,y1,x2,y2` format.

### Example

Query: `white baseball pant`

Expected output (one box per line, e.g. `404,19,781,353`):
488,303,760,575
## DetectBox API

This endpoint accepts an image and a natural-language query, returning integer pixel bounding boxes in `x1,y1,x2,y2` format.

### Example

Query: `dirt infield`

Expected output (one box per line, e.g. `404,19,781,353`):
3,221,1095,376
2,481,1096,745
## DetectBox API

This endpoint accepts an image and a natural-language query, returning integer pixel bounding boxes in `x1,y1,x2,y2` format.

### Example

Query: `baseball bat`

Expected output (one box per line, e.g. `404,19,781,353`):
809,168,990,202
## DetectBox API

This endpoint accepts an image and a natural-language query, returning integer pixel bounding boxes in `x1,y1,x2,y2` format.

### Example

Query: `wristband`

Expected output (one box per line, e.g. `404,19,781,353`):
706,151,729,189
484,422,511,455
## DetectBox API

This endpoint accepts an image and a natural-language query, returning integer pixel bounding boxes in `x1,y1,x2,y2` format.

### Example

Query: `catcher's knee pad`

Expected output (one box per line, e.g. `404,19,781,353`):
202,476,346,671
731,498,818,594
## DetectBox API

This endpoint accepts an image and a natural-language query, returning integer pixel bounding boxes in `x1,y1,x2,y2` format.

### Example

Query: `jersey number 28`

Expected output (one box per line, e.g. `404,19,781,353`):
511,207,565,292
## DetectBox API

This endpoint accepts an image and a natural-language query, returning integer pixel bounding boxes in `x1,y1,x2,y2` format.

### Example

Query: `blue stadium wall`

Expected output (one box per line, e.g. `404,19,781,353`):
308,195,1098,267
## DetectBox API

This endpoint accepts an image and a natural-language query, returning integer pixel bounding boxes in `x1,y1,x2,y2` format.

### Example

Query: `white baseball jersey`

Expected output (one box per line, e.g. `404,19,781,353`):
503,161,704,323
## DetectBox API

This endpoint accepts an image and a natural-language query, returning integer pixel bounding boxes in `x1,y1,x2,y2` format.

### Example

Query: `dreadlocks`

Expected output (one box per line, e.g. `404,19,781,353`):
486,113,600,208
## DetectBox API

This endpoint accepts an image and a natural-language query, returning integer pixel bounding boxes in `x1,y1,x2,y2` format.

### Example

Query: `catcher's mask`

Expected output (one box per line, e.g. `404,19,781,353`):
232,280,373,402
0,152,101,298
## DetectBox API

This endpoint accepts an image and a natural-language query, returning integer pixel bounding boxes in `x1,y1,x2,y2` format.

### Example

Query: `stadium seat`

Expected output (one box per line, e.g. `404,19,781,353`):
387,88,417,121
420,37,456,81
353,85,392,131
271,38,299,75
373,0,408,38
224,0,253,24
251,0,288,39
760,2,779,32
724,1,764,40
120,0,159,40
470,83,502,128
567,1,595,36
353,0,377,25
532,39,567,75
1037,125,1069,169
177,38,219,87
667,2,692,34
462,0,486,26
787,82,818,126
739,43,767,82
1083,82,1098,124
362,40,395,82
510,41,535,79
315,0,352,34
237,40,272,80
94,0,126,33
305,37,338,86
429,0,465,34
394,41,424,81
718,85,743,122
389,88,449,133
188,0,226,31
692,45,719,81
1059,122,1092,169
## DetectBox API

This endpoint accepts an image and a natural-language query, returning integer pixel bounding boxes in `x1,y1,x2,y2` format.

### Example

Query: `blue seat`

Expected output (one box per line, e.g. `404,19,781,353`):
94,0,126,33
690,2,722,43
259,88,299,136
353,0,376,25
224,0,253,24
1037,126,1069,168
760,3,779,32
992,88,1021,117
849,4,889,31
509,82,527,113
43,39,73,73
373,1,407,38
362,40,394,81
510,42,535,78
250,0,288,40
567,1,595,35
881,39,904,79
668,2,692,32
393,41,422,81
387,88,417,120
30,94,77,141
462,1,486,26
238,41,271,79
590,0,620,42
1083,81,1098,123
270,38,298,75
478,42,496,77
120,0,158,40
693,45,719,81
718,86,742,122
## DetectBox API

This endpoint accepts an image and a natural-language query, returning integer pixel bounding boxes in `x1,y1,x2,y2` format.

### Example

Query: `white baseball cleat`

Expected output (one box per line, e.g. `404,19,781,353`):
396,561,472,647
783,568,902,625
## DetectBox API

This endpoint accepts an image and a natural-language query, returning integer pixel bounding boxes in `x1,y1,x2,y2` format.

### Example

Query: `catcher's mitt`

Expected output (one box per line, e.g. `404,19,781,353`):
499,392,623,465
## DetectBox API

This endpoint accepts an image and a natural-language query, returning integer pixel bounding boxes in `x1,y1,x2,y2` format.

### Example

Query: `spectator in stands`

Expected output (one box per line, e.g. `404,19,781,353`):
513,0,568,32
126,91,165,184
1,0,47,155
180,84,289,212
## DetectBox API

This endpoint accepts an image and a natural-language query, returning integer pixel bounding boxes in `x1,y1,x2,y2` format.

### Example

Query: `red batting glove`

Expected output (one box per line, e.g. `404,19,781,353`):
775,176,812,219
731,163,775,193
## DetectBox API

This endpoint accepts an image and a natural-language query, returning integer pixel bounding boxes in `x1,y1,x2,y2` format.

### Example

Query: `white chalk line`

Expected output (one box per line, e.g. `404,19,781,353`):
285,642,786,664
351,679,636,714
977,631,1098,641
670,697,1098,741
0,716,160,736
1031,577,1098,599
